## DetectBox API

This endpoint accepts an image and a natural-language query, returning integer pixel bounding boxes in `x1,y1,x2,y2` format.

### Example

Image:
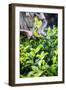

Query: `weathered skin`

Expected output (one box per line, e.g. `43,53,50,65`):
20,29,33,39
20,12,47,38
20,12,34,30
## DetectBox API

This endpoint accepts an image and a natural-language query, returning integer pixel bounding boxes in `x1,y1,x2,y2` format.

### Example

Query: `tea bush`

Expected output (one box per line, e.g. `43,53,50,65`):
20,26,58,78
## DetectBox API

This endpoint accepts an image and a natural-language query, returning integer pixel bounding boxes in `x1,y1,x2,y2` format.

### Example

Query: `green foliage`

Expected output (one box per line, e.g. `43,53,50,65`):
20,26,58,78
33,16,43,38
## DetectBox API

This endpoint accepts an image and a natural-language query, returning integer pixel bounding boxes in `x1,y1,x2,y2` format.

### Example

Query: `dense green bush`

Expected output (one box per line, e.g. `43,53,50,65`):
20,26,58,78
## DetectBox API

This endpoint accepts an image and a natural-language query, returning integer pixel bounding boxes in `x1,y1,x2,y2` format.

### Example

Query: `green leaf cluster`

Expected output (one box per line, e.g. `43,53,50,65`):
20,26,58,78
